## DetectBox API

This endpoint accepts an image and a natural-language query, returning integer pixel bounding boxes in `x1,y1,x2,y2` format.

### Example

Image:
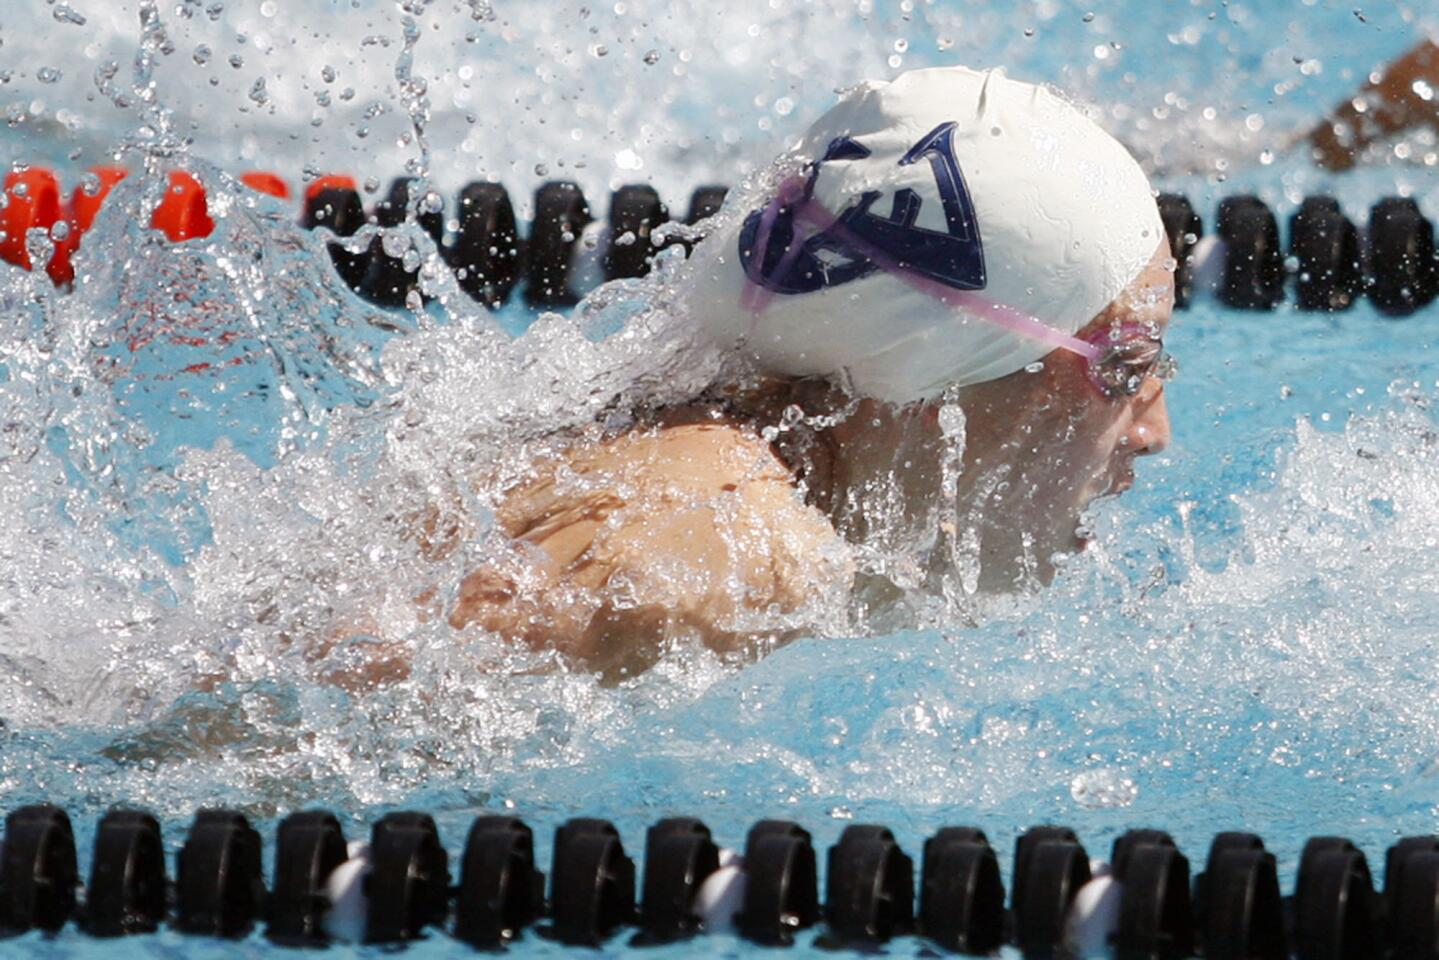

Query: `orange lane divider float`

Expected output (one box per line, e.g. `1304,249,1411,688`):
52,165,128,286
239,170,291,199
150,171,214,243
69,166,130,235
2,166,302,284
0,168,64,282
303,173,356,202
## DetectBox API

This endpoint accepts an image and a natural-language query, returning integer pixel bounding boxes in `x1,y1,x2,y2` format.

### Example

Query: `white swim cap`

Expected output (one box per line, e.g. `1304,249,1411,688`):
682,66,1164,404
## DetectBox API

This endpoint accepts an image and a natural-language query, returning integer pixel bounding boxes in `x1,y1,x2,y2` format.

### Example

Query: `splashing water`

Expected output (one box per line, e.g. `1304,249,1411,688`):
0,4,1437,934
2,2,1435,194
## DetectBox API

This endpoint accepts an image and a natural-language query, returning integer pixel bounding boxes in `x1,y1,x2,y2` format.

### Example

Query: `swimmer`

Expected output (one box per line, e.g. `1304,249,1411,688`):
1310,36,1439,171
420,66,1175,679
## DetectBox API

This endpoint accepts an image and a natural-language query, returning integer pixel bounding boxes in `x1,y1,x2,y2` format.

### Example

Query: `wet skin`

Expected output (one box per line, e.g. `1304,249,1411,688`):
440,247,1176,665
815,242,1175,593
332,246,1177,684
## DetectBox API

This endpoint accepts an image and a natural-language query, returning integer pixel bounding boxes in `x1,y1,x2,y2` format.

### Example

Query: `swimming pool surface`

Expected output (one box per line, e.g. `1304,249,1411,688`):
3,0,1439,956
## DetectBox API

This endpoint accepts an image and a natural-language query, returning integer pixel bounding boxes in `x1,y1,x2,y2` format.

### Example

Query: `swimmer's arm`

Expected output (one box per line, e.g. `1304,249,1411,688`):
1310,37,1439,170
307,613,414,692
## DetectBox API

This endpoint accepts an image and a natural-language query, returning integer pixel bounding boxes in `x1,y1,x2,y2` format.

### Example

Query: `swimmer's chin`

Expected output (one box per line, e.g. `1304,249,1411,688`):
1070,471,1136,552
1082,469,1136,512
1101,468,1137,499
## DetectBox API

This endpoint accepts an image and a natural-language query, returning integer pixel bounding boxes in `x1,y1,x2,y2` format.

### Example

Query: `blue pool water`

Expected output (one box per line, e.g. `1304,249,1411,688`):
3,1,1439,956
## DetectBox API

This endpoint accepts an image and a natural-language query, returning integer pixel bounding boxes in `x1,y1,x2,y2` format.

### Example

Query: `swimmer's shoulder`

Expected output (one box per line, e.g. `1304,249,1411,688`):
496,417,798,537
570,419,850,607
586,418,796,492
460,416,851,663
541,414,800,500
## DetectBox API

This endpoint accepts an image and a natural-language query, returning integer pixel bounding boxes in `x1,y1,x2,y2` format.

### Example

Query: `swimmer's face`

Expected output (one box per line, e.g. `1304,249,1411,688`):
949,241,1175,587
821,242,1174,593
1038,241,1175,553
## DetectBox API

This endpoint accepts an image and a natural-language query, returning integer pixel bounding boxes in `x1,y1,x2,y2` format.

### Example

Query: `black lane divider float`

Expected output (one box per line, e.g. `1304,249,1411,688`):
302,180,1438,319
1157,191,1437,316
523,179,593,308
300,177,720,311
6,806,1439,958
4,166,1436,319
1214,196,1287,311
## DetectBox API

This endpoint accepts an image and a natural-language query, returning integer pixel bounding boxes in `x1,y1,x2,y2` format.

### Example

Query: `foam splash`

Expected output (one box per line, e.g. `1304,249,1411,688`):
1,2,1434,194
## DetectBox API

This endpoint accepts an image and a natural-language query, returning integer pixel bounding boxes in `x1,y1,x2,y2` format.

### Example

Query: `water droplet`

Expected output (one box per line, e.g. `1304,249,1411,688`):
205,2,225,21
589,43,608,58
1024,26,1035,37
228,53,244,69
36,67,62,84
260,0,277,16
192,44,212,66
893,38,908,52
534,162,548,177
52,4,87,26
321,65,337,83
642,49,660,65
382,232,409,259
248,77,269,106
1070,768,1138,808
937,35,954,50
1082,10,1095,22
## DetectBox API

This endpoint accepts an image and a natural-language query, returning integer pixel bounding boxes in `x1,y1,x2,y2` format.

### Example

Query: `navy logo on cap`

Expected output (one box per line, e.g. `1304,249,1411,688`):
739,121,987,294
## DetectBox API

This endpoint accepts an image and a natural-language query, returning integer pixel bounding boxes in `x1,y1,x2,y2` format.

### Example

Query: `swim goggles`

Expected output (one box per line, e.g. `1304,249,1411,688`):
1077,321,1179,399
741,174,1177,401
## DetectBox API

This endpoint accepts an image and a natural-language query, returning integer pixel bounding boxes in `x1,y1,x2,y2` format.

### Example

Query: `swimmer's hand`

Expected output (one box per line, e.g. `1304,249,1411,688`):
309,614,413,693
447,421,852,676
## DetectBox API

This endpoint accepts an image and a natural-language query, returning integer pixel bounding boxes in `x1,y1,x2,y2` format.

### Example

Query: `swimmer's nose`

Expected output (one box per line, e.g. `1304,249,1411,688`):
1126,379,1171,455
